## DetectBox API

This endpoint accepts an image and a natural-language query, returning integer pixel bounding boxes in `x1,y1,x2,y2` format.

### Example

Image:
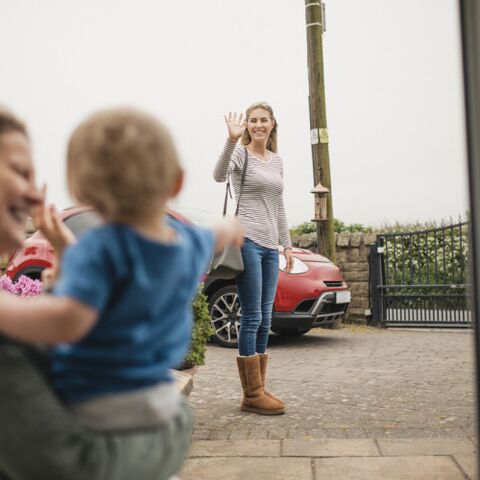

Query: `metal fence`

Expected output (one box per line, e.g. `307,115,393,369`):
369,221,471,327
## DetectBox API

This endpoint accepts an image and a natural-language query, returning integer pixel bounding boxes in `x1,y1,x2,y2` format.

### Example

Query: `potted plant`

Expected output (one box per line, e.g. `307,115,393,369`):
178,283,214,372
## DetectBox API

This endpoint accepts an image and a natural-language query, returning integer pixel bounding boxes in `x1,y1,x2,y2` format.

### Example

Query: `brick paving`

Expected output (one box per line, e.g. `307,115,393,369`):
190,326,476,441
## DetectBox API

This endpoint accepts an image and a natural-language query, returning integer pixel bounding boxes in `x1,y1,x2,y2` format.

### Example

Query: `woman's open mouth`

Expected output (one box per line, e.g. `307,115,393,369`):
8,205,28,225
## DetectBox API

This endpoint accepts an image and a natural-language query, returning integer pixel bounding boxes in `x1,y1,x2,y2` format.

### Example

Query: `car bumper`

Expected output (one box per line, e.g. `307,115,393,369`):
271,291,350,330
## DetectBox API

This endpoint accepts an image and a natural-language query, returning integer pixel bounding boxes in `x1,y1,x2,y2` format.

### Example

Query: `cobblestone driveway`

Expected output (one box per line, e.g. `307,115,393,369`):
190,326,476,441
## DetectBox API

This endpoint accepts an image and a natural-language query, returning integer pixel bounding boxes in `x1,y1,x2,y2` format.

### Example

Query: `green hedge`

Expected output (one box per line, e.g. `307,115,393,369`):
179,284,214,369
289,219,372,236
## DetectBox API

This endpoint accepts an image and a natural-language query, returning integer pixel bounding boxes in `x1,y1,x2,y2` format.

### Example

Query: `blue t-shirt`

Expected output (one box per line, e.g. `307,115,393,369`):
51,219,214,403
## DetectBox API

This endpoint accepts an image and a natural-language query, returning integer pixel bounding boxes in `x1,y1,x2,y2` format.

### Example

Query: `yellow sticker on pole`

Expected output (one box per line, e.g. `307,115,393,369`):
319,128,329,144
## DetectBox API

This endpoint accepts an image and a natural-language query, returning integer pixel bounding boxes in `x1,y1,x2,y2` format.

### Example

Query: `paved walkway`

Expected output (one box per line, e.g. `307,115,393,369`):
181,326,478,479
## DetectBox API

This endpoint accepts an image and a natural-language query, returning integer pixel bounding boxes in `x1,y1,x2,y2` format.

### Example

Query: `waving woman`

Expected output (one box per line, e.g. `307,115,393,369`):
214,102,293,415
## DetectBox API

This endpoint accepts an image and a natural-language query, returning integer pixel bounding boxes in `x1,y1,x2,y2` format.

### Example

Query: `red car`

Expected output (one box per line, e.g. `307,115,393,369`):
6,206,351,348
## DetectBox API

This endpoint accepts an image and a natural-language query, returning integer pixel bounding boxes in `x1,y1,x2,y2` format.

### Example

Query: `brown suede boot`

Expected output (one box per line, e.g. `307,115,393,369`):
237,355,285,415
257,353,285,408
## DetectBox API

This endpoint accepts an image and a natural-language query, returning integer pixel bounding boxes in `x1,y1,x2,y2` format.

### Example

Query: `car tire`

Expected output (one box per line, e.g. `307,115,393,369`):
208,285,241,348
13,268,44,282
272,328,311,336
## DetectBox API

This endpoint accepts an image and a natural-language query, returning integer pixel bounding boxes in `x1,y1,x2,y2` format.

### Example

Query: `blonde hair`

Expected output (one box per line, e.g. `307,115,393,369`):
240,101,278,153
67,107,181,223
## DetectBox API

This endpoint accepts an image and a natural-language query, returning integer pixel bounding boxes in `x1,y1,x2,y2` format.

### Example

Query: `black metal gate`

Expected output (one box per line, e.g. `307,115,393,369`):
369,222,471,327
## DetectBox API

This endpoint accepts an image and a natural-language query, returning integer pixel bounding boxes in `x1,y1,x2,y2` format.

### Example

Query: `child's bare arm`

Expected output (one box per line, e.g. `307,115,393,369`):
0,293,98,345
211,217,244,253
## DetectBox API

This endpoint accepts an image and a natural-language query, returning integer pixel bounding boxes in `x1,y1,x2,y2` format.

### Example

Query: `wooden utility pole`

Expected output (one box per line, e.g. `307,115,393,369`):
305,1,336,261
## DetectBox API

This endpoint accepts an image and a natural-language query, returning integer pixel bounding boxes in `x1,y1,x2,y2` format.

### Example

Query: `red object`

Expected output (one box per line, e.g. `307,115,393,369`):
274,250,345,311
6,207,86,281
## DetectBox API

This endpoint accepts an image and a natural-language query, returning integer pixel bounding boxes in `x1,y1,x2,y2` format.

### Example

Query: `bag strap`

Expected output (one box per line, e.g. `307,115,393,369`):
223,147,249,217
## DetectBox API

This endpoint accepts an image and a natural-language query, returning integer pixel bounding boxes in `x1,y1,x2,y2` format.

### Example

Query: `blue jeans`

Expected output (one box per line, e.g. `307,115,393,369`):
236,238,279,356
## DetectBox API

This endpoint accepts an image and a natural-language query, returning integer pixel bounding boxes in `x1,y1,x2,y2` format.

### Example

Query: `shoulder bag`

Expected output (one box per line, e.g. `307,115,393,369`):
207,148,248,279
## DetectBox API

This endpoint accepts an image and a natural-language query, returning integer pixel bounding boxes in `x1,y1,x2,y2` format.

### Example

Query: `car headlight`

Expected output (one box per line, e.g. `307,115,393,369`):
279,256,309,274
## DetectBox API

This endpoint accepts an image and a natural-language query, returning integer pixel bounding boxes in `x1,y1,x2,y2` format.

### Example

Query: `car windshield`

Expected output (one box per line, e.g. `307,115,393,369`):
63,211,102,237
64,207,213,238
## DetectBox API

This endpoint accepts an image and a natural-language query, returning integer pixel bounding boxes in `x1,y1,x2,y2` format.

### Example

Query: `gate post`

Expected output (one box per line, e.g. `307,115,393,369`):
369,236,385,326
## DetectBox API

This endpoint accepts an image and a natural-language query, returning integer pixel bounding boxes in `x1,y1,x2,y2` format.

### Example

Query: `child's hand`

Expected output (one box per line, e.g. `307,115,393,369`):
33,186,76,258
212,217,244,253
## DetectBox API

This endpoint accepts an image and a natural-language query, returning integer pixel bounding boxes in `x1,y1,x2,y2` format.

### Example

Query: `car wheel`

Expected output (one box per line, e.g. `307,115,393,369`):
208,285,241,348
272,328,311,336
13,268,44,282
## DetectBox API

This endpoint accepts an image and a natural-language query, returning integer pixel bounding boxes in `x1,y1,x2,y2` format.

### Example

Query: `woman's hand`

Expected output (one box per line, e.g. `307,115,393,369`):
283,248,294,274
224,112,246,143
33,186,76,259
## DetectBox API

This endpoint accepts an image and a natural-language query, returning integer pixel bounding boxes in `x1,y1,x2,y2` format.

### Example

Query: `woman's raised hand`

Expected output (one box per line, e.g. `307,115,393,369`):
224,112,246,143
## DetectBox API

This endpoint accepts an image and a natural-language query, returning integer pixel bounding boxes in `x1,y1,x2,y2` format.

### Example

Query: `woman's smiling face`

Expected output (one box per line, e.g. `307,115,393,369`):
0,131,38,253
246,108,275,143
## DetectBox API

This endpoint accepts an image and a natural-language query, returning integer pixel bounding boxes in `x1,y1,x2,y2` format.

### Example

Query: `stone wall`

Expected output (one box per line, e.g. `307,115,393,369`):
291,232,376,322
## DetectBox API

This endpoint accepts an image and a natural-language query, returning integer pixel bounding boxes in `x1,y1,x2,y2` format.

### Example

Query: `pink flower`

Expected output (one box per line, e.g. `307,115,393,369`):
0,274,42,297
0,275,15,294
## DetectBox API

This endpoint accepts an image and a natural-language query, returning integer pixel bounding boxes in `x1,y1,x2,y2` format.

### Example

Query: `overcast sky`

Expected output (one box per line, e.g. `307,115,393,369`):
0,0,468,227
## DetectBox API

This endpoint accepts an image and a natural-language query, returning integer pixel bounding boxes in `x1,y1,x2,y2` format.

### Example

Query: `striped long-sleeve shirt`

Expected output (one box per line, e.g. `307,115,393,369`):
213,139,292,250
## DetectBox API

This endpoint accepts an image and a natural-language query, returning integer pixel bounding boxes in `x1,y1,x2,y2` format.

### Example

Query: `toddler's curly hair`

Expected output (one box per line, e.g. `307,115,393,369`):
67,107,181,223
